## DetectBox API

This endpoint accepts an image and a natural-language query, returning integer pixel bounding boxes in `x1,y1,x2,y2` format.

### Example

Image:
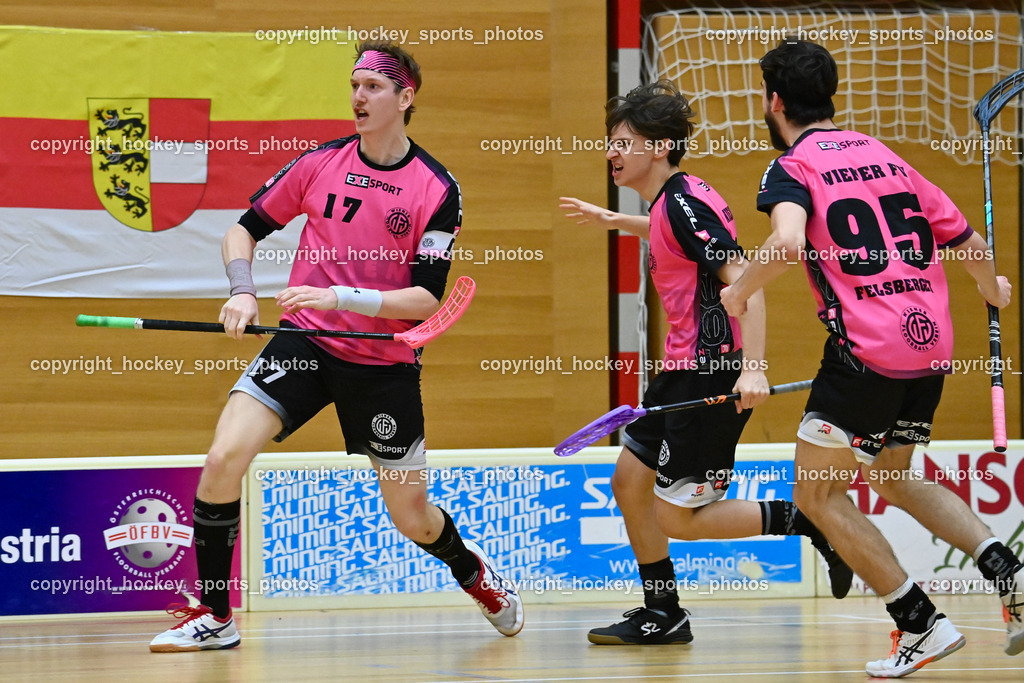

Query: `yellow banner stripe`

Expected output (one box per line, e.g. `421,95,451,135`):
0,26,356,121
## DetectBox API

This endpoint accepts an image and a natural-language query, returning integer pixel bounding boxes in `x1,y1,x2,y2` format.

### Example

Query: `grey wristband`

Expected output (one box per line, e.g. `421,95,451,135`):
226,258,256,297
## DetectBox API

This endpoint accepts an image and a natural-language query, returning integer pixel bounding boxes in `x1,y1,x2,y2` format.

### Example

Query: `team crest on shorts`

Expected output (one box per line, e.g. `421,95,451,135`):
371,413,398,440
900,306,939,352
385,207,412,238
103,488,193,578
658,440,670,467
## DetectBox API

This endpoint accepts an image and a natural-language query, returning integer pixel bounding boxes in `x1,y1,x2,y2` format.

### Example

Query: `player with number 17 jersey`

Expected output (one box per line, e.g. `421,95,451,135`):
756,129,974,378
242,134,461,366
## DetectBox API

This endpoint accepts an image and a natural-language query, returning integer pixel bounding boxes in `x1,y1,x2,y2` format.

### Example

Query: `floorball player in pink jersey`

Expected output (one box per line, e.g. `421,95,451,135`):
561,81,851,646
722,38,1023,677
150,41,522,652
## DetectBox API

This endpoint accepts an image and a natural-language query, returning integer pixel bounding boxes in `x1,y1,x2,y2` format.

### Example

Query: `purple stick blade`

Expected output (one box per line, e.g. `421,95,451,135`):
554,405,645,457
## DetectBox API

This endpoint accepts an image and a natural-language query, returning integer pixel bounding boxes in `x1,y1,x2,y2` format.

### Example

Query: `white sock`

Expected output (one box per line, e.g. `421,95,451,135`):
971,537,999,563
881,578,914,604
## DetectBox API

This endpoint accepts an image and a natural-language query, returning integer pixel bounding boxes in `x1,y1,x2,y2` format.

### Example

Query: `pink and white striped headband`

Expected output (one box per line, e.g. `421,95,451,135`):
353,50,417,91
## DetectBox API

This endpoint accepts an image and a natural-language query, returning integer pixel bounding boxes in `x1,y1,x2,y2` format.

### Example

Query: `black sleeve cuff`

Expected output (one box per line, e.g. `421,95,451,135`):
411,254,451,302
238,208,276,242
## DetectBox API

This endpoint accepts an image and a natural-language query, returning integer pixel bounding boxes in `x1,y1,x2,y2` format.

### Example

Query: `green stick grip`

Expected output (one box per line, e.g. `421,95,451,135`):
76,315,139,329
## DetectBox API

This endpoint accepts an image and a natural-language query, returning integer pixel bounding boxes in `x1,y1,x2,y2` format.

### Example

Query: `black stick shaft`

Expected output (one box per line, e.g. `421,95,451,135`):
645,379,813,416
138,318,395,340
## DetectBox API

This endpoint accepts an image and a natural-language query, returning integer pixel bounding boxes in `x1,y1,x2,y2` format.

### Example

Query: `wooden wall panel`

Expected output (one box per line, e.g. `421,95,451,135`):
0,1,609,457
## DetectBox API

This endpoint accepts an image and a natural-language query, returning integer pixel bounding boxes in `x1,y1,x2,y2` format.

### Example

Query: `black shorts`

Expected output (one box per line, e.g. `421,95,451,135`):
231,332,426,469
798,337,944,463
623,362,751,508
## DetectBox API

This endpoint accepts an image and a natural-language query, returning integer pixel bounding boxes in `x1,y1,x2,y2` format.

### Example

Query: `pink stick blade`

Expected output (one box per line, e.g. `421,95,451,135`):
554,405,645,457
394,276,476,349
992,385,1007,452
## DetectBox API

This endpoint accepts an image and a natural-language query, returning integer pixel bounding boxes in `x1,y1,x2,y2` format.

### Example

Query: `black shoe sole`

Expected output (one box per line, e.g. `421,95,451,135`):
587,631,693,645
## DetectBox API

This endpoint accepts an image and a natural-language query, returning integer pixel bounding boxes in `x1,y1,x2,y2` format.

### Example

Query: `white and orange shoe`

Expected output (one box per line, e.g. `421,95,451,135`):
864,616,965,678
1002,566,1024,656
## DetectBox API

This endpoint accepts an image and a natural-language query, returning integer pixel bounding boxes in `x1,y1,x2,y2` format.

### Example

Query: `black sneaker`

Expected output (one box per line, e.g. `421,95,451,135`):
588,606,693,645
792,508,853,599
810,534,854,599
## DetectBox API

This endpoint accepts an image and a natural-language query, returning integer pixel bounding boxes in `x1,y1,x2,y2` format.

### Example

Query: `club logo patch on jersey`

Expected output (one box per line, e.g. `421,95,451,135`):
648,252,657,273
385,207,412,238
901,306,939,352
371,413,398,440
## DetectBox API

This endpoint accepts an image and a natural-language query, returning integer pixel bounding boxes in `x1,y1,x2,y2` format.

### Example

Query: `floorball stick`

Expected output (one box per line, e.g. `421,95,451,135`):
973,70,1024,452
76,276,476,350
554,379,813,456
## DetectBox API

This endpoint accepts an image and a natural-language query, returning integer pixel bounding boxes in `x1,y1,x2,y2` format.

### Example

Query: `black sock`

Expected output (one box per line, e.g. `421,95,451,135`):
977,543,1023,594
414,507,480,587
886,583,938,634
760,501,825,546
760,500,802,535
193,498,240,619
638,557,681,616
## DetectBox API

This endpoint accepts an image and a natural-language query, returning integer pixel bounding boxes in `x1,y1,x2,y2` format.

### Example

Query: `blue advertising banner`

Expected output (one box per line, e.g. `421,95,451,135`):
258,460,801,600
0,467,241,616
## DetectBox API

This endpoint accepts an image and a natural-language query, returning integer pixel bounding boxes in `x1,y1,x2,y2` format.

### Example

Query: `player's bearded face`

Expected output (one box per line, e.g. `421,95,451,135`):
761,85,789,152
764,112,789,152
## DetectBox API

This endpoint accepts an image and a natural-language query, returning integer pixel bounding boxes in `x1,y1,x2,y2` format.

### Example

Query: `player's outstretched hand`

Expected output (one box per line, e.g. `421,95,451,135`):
558,196,617,226
980,275,1012,309
733,368,770,412
219,293,259,340
276,286,338,313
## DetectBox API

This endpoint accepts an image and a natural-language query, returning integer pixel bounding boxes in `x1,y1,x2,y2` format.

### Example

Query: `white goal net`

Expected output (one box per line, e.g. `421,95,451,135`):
642,2,1023,165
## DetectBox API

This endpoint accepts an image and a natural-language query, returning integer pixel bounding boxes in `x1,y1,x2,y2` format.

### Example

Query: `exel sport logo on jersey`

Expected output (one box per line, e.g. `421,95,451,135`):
816,139,870,151
344,172,404,196
673,193,699,230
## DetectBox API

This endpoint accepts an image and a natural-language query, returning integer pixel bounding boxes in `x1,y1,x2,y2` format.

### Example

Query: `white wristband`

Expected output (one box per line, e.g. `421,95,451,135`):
330,285,383,316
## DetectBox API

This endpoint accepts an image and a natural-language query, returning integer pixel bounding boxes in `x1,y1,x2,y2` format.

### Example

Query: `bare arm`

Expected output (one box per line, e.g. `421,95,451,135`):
718,257,769,411
955,231,1012,308
559,196,650,240
275,284,440,321
219,223,260,340
721,201,808,318
376,287,441,319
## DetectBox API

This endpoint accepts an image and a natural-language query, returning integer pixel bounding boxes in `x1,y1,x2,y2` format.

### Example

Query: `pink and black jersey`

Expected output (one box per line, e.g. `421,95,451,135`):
757,129,973,378
649,172,744,370
239,135,461,366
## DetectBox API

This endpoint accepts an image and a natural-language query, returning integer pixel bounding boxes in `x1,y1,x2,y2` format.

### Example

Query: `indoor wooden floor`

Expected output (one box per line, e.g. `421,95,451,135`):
3,596,1023,681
